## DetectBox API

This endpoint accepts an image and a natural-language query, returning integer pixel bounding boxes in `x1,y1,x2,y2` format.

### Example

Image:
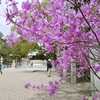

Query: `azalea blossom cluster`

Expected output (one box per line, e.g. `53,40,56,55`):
5,0,100,97
24,78,62,96
6,32,19,48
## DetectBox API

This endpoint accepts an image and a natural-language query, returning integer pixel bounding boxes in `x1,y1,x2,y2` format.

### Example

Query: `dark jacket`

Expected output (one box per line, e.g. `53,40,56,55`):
47,61,52,69
0,63,2,68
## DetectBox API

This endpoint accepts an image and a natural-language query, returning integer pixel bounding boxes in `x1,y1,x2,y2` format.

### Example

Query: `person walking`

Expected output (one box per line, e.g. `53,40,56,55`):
31,62,33,67
47,59,52,77
0,62,3,74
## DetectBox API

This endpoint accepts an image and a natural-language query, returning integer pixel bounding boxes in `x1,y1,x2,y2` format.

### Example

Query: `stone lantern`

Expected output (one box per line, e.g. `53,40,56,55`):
0,56,3,67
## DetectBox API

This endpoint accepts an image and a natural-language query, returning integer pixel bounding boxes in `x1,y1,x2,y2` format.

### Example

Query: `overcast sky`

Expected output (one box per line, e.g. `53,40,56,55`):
0,0,43,38
0,0,23,37
0,0,10,37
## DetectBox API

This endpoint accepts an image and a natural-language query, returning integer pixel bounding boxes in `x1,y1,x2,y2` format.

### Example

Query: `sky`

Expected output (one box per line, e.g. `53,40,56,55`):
0,0,42,38
0,0,23,38
0,0,10,37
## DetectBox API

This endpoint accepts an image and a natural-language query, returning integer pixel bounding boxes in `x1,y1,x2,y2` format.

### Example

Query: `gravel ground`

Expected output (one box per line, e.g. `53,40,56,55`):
0,69,91,100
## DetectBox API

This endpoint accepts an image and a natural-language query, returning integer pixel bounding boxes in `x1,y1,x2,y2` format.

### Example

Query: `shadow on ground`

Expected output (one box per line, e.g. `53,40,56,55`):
27,81,90,100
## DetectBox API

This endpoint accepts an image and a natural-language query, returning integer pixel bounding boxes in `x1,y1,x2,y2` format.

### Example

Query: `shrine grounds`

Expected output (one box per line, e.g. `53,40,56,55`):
0,68,91,100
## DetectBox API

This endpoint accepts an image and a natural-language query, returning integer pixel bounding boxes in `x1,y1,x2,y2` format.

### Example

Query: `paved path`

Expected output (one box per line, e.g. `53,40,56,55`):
0,71,60,100
2,67,47,72
0,70,91,100
0,60,91,100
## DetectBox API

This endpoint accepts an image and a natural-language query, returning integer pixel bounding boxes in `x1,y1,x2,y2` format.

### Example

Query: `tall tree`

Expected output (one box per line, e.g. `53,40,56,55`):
0,31,4,39
11,38,40,58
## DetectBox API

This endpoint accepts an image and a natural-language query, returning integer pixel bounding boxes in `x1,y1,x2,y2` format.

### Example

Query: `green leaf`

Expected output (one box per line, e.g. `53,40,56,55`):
11,25,15,32
37,4,41,11
90,7,98,14
47,16,52,22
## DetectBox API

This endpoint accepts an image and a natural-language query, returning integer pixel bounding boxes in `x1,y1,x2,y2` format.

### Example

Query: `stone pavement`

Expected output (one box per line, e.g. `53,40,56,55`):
0,70,91,100
0,60,91,100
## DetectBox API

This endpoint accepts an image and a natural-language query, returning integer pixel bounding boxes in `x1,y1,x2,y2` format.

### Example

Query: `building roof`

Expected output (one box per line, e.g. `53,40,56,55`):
28,51,39,56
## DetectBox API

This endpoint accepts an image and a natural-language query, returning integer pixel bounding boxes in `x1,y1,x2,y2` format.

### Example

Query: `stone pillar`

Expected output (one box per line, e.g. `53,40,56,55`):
90,70,100,96
71,60,77,84
11,60,16,68
90,70,96,96
90,48,100,96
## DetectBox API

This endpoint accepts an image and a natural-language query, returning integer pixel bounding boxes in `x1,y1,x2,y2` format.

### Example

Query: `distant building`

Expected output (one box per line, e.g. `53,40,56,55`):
27,51,39,60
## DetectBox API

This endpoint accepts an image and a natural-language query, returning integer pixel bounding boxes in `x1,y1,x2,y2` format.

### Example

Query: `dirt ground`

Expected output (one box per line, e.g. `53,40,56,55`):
0,69,91,100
